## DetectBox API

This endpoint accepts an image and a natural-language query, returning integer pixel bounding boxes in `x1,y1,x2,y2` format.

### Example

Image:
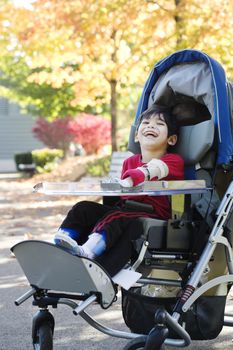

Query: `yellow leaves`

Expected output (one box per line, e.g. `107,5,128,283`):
116,40,131,64
2,0,233,115
71,75,110,108
27,66,82,88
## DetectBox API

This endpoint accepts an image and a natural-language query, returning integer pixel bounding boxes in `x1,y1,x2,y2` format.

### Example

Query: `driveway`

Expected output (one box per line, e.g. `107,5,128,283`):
0,176,232,349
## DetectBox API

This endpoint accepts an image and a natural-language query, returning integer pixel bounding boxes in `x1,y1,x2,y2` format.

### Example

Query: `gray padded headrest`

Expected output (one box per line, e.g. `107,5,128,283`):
128,119,214,166
173,119,214,165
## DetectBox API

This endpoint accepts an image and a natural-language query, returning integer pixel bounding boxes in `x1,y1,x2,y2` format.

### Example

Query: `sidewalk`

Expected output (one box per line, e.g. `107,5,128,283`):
0,176,127,349
0,172,21,179
0,176,233,349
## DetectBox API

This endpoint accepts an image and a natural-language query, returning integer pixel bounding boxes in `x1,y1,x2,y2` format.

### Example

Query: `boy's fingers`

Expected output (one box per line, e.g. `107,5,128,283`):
118,177,134,187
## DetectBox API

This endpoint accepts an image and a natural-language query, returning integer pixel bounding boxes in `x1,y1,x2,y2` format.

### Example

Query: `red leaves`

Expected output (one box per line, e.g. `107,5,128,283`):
32,114,111,154
68,113,111,154
32,117,74,153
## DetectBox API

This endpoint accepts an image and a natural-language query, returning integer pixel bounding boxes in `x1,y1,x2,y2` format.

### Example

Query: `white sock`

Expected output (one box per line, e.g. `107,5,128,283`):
82,232,106,258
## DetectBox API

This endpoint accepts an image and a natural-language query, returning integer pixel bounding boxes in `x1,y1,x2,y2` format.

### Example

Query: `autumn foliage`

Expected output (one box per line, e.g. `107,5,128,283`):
33,114,111,155
68,114,111,155
1,0,233,151
32,117,74,155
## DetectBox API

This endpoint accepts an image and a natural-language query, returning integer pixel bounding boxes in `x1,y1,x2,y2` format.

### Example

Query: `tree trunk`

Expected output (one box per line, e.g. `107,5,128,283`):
110,78,117,152
174,0,184,48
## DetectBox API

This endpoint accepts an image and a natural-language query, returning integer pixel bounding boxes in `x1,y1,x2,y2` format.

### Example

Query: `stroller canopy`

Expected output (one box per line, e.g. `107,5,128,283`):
134,49,233,167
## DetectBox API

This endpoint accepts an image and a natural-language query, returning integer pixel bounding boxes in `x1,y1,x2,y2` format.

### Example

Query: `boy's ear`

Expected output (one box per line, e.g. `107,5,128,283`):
134,132,139,142
167,134,177,146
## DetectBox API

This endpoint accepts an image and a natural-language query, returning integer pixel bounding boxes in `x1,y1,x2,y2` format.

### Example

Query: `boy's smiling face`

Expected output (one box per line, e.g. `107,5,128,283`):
136,113,177,154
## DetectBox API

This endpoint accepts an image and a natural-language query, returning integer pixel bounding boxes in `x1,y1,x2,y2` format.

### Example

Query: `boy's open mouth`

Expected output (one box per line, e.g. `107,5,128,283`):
143,131,158,138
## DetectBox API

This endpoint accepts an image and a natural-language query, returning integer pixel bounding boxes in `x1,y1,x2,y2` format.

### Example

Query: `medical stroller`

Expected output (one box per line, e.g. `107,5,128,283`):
12,49,233,350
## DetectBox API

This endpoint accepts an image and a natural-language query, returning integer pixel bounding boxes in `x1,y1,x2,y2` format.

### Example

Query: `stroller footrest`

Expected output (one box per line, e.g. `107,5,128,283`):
11,240,116,309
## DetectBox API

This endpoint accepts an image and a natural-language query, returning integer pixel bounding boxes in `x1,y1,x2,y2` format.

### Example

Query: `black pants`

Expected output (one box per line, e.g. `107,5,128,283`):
61,200,157,276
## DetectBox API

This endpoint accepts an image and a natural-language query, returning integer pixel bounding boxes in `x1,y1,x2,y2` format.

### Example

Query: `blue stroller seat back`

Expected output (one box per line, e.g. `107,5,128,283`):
128,63,216,170
128,50,233,173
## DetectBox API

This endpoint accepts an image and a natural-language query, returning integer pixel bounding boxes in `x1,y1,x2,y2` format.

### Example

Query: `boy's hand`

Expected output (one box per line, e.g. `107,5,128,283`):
118,177,134,188
122,168,145,186
122,159,169,186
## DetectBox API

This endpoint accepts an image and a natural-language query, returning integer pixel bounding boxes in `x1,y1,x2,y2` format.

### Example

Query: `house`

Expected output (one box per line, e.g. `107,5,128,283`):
0,97,43,172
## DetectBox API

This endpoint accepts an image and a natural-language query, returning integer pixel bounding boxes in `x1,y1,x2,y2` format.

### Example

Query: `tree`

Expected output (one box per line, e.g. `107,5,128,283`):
0,0,170,150
0,56,80,118
172,0,233,65
1,0,233,150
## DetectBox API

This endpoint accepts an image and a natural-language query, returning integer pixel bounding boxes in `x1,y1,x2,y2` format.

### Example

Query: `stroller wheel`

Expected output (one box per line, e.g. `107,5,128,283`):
32,309,54,350
33,323,53,350
123,336,147,350
123,334,166,350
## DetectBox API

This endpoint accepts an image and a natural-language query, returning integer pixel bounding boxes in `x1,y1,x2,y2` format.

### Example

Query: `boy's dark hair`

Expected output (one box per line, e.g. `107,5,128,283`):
137,104,179,137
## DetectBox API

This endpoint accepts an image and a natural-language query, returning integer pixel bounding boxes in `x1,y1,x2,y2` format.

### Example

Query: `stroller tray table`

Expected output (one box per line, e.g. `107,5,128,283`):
33,179,208,196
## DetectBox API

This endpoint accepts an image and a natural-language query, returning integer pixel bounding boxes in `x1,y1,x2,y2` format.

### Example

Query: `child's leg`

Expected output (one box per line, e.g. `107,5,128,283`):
96,233,133,276
54,201,115,253
92,211,153,250
57,204,156,261
77,212,150,260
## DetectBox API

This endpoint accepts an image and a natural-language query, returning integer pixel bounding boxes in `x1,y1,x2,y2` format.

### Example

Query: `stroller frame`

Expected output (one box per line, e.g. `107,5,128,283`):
12,179,233,350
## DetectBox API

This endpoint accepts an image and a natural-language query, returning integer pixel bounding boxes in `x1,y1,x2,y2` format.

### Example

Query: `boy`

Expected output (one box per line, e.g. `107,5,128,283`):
54,104,184,275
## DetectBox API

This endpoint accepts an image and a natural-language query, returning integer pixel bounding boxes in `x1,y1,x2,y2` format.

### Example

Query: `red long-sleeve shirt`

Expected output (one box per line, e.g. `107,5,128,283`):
121,153,184,220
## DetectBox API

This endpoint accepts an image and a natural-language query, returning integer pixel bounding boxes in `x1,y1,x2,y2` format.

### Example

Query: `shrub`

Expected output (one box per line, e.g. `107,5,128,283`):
32,148,63,168
32,114,111,156
14,148,63,174
32,117,75,156
68,114,111,154
86,156,111,177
